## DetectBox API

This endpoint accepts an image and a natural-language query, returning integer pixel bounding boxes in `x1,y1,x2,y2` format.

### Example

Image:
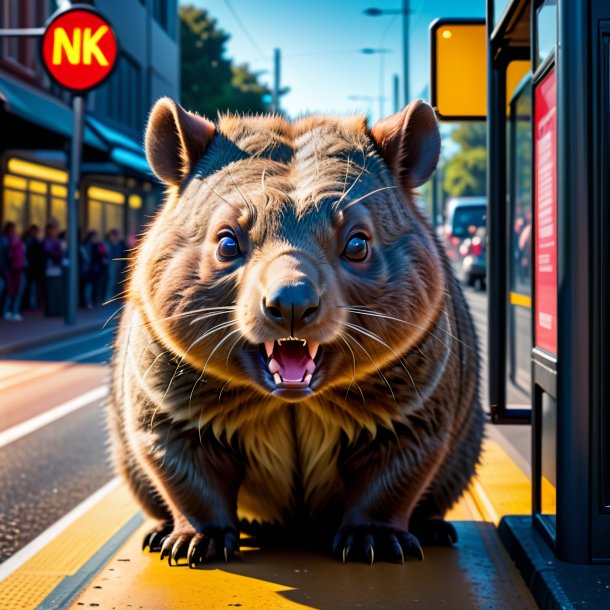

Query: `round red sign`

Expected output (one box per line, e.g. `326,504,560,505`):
41,6,118,92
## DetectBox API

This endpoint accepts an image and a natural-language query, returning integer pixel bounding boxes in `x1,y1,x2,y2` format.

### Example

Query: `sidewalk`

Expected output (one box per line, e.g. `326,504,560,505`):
0,304,121,355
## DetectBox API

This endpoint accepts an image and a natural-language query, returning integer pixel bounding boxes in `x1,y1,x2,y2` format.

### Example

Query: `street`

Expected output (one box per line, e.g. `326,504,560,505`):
0,327,115,563
0,288,531,567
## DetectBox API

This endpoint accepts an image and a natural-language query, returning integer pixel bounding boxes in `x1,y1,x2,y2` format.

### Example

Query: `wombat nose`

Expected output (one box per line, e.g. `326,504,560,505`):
263,282,321,333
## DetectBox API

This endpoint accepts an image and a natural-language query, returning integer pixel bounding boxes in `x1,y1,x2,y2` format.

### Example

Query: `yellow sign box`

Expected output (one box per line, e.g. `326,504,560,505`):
431,19,487,120
430,18,530,120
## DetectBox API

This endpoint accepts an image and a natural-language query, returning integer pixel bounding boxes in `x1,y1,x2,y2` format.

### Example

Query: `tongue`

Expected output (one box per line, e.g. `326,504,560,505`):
273,342,314,383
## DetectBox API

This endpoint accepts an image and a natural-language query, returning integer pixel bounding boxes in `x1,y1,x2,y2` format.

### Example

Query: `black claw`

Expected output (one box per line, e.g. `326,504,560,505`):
160,537,172,561
187,534,209,568
342,545,350,564
170,537,188,566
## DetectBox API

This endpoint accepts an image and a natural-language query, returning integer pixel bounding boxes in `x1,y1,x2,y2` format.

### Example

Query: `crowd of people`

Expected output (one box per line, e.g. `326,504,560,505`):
0,220,128,321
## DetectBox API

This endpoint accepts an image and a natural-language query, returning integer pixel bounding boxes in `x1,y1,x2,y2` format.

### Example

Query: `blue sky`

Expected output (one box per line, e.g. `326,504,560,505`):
183,0,485,123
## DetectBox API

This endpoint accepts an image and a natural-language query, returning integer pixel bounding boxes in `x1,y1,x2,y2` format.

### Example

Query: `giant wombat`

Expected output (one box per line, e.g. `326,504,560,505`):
108,98,482,567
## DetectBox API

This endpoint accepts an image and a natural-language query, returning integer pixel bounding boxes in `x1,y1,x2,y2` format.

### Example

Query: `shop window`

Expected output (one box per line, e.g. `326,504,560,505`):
2,158,69,233
87,185,126,237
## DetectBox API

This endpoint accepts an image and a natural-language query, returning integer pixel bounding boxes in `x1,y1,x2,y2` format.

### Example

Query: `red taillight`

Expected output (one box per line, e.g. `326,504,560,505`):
471,237,483,256
450,236,461,246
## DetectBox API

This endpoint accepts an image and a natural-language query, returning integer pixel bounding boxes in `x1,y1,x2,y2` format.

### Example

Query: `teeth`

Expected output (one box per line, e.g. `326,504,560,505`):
264,341,274,358
305,360,316,373
277,337,307,346
268,358,280,374
303,372,312,384
308,341,319,360
273,373,282,385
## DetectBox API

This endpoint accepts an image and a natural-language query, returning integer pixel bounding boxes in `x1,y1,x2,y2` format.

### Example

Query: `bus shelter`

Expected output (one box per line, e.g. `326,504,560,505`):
432,0,610,565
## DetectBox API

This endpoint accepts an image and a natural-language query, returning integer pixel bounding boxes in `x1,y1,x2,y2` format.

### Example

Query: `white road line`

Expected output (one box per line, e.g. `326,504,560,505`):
0,477,120,582
0,386,109,448
0,345,111,393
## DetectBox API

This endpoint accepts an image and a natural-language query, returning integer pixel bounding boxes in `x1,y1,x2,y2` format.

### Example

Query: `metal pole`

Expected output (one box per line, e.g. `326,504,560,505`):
272,48,281,114
402,0,410,105
66,95,85,326
379,52,385,119
393,73,400,112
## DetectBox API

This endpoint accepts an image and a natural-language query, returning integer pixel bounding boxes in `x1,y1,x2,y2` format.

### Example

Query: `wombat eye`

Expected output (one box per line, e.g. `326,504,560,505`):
216,230,241,261
343,233,369,262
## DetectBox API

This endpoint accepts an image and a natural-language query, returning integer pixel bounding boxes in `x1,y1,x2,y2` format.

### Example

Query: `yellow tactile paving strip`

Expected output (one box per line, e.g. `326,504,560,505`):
0,438,533,610
470,439,532,523
0,484,137,610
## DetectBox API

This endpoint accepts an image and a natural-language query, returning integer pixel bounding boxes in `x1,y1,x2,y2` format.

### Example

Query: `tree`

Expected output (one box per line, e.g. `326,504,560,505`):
442,122,487,198
180,5,270,118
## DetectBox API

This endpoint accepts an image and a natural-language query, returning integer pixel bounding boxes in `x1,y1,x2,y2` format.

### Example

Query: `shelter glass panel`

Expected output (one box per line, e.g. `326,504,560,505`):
508,79,533,394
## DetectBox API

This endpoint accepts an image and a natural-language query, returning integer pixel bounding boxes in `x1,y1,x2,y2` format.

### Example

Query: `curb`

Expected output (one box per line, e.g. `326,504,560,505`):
0,318,109,356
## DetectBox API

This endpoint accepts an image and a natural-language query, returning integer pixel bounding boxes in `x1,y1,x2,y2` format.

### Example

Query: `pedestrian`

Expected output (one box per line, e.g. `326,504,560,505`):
80,230,109,307
23,224,45,309
104,228,126,301
43,221,65,316
3,222,26,321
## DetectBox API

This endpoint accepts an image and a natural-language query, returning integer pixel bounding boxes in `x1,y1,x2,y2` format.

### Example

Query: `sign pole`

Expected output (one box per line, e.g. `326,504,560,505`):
65,94,85,326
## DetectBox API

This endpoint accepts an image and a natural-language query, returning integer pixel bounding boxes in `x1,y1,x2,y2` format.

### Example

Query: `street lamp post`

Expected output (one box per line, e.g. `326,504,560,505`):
364,1,411,106
360,47,392,119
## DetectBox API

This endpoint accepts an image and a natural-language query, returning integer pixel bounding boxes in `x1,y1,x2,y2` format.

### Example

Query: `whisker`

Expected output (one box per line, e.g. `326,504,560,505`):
200,327,243,382
342,321,421,401
343,332,397,404
102,303,126,329
342,306,470,352
160,319,238,408
342,185,398,210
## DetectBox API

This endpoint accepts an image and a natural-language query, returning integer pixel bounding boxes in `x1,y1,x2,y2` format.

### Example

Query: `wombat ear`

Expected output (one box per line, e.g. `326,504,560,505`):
145,97,215,186
371,100,440,190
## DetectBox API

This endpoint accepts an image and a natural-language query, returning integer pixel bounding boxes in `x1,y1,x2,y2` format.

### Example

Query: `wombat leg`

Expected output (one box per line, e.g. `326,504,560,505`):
410,498,458,546
335,425,448,564
143,425,244,567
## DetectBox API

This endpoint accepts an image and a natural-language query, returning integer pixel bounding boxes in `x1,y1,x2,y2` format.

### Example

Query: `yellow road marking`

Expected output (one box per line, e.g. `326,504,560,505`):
0,484,137,610
469,440,532,524
1,439,536,610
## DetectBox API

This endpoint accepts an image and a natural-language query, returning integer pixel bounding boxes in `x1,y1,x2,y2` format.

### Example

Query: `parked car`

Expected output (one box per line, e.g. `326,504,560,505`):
458,226,487,289
442,197,487,283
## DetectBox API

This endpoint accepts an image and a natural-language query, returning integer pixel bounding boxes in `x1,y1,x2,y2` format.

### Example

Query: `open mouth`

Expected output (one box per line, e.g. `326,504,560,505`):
262,338,322,397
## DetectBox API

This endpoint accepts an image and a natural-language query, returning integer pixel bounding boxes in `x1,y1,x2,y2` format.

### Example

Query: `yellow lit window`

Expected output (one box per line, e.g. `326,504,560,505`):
87,186,125,205
7,158,68,184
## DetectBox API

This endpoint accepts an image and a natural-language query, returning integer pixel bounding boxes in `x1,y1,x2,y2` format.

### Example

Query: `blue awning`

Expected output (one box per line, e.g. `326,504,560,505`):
0,76,107,151
86,116,152,178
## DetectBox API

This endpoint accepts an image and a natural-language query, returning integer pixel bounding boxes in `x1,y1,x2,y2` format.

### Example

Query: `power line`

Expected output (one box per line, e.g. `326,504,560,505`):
222,0,266,61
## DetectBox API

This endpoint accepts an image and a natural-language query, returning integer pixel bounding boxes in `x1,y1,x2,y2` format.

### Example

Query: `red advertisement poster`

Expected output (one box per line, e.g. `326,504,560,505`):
534,68,558,355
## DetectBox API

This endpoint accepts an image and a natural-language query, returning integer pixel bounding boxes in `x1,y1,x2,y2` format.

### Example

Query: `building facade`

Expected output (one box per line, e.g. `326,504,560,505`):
0,0,179,246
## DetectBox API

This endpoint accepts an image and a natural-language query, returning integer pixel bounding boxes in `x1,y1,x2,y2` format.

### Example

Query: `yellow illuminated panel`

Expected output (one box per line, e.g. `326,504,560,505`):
128,194,142,209
433,23,487,119
88,186,125,204
51,198,67,229
7,158,68,184
51,184,67,197
507,60,531,105
29,180,48,194
3,189,27,232
3,175,26,190
30,194,47,229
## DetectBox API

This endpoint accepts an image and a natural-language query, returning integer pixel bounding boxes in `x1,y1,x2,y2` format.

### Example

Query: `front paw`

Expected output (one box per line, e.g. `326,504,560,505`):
159,525,239,567
142,522,173,552
332,525,424,565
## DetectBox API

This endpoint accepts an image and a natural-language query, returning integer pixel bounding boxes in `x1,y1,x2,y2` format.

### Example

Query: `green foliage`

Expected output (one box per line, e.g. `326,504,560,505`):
443,122,487,198
180,5,270,117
